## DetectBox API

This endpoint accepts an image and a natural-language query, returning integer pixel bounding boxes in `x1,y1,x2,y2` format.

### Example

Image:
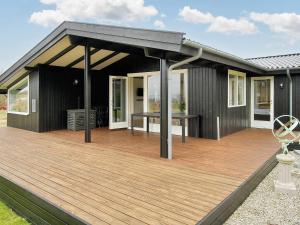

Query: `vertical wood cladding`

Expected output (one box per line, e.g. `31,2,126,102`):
274,75,289,118
273,73,300,119
293,75,300,120
217,68,250,138
11,54,300,137
188,67,218,139
38,55,159,132
90,54,159,109
39,65,84,132
7,71,39,132
188,66,250,139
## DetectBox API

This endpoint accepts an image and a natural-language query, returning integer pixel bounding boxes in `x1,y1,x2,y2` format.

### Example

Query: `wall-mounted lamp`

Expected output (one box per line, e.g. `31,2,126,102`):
279,82,284,89
73,79,79,86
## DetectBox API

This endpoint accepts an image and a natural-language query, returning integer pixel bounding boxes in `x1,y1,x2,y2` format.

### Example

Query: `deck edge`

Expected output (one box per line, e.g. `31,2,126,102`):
0,175,90,225
196,148,281,225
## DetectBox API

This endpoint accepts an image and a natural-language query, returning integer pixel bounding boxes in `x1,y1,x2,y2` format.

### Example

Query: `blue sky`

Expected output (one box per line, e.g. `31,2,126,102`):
1,0,300,72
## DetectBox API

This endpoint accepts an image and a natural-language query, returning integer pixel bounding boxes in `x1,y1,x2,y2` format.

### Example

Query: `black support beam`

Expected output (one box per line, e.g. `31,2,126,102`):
44,44,78,65
67,48,99,68
160,57,169,158
0,89,7,94
90,52,119,69
84,43,91,143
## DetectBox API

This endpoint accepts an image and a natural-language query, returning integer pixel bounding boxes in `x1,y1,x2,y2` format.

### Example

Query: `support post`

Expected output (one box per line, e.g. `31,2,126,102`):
160,57,169,158
84,43,91,143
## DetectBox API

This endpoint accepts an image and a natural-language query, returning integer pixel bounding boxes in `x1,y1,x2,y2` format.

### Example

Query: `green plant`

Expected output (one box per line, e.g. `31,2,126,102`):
0,201,30,225
179,102,186,113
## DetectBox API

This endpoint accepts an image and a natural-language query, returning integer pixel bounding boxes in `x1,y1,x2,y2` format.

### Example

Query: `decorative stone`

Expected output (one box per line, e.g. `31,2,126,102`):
274,153,297,194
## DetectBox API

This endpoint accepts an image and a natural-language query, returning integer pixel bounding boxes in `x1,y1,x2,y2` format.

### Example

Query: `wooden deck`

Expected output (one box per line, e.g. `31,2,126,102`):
0,127,279,225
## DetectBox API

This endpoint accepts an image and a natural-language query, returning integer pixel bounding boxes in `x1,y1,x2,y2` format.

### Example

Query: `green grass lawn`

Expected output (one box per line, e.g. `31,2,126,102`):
0,110,7,127
0,201,29,225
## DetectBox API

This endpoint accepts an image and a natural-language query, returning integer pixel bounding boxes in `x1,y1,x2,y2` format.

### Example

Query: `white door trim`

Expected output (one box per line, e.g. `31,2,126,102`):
127,69,189,136
109,76,129,129
128,76,145,131
251,76,274,129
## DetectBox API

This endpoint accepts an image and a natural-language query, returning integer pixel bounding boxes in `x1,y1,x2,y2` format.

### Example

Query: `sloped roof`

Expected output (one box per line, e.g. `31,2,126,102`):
246,53,300,70
0,21,267,89
0,21,185,88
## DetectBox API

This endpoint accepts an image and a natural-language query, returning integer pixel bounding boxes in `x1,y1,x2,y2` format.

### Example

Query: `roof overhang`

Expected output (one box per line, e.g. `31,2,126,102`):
0,21,273,89
0,21,185,88
181,40,267,74
265,67,300,75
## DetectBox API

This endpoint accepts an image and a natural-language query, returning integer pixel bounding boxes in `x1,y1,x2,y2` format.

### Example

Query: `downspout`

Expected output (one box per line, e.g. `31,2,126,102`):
286,68,293,116
169,41,203,71
167,40,203,159
144,41,203,160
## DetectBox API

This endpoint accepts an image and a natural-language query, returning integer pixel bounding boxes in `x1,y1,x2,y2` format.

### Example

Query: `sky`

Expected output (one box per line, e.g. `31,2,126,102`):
1,0,300,72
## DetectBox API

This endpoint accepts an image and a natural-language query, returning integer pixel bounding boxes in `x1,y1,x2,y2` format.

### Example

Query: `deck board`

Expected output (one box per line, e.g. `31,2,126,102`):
0,127,279,224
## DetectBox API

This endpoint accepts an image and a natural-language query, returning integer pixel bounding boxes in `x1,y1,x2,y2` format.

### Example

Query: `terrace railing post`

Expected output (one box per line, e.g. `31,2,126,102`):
160,56,169,158
84,42,91,143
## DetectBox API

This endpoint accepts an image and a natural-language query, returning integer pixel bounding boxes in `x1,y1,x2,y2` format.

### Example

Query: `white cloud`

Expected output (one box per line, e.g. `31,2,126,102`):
250,12,300,43
30,10,70,27
30,0,158,27
179,6,213,24
209,17,257,35
179,6,257,35
154,20,165,29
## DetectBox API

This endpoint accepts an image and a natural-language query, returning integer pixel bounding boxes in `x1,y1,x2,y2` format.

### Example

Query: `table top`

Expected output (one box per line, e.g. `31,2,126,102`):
131,112,199,119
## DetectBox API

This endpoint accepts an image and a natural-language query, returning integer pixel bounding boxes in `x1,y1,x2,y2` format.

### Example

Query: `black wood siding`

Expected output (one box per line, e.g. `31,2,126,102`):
274,75,289,118
187,66,251,139
99,54,160,74
188,67,218,139
37,55,159,132
217,68,250,138
273,73,300,121
39,65,84,132
293,74,300,120
11,54,300,137
7,71,39,132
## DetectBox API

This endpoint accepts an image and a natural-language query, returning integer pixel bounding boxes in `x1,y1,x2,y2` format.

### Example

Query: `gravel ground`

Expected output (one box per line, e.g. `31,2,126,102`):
225,155,300,225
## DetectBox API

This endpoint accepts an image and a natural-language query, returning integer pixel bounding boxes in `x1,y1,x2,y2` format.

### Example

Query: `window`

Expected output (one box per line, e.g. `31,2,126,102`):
147,70,188,127
228,70,246,107
8,77,29,115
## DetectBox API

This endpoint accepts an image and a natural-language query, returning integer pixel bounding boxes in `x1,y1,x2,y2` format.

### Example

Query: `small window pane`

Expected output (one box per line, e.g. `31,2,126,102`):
238,76,245,105
147,73,187,126
228,74,236,106
254,80,271,121
9,78,29,114
228,70,246,107
112,79,126,122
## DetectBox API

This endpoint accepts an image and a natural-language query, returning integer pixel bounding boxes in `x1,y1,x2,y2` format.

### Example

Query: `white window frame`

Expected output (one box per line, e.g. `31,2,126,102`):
228,70,246,108
7,76,30,115
127,69,189,136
